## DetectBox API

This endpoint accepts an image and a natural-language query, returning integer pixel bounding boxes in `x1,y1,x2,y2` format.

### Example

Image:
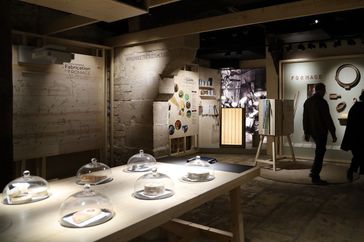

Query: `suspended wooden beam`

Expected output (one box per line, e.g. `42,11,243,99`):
149,0,180,8
41,14,98,35
106,0,364,47
37,0,179,35
22,0,147,22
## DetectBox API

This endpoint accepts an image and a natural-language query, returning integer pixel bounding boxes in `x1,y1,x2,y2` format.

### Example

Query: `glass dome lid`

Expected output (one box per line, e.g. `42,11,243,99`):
2,170,49,205
134,168,174,200
182,156,215,182
59,184,114,228
76,158,112,185
126,150,157,172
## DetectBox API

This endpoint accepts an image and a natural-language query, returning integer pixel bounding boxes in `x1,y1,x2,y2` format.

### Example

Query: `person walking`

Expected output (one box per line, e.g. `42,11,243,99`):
341,90,364,182
303,83,337,185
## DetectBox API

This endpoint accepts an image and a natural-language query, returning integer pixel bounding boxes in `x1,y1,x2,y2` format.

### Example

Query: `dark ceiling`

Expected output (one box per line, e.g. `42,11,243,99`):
10,0,364,66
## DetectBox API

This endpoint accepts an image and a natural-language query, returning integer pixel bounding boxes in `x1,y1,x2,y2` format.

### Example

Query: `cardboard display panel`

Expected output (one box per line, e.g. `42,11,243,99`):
258,99,294,136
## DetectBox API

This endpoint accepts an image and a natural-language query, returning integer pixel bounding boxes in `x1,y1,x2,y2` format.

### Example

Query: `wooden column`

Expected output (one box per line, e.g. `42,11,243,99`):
0,0,14,188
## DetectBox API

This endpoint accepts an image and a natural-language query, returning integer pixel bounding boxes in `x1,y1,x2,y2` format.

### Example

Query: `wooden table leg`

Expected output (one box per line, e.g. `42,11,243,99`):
230,187,244,242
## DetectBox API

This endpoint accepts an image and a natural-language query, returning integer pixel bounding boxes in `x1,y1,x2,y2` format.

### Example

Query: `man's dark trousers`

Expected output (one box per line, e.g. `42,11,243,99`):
311,135,327,179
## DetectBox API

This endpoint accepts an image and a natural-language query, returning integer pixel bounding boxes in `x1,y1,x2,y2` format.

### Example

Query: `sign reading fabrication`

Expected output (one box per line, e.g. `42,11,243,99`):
13,46,104,160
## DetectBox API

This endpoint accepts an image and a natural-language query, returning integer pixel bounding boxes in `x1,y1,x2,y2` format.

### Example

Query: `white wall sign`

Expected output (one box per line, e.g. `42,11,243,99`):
168,70,198,138
280,55,364,161
13,46,104,160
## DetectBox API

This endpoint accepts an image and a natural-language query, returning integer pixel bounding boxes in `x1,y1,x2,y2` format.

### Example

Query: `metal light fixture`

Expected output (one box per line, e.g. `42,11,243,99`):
347,39,356,45
333,40,341,47
308,42,316,49
297,43,305,50
285,44,292,52
319,41,327,48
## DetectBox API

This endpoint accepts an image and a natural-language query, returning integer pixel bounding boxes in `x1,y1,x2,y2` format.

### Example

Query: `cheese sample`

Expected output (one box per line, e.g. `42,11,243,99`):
72,208,102,224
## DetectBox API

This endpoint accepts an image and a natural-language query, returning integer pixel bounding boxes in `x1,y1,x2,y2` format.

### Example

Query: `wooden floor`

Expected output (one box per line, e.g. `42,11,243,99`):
131,153,364,242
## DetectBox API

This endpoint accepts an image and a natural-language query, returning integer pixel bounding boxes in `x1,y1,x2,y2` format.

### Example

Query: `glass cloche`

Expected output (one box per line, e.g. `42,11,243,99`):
182,156,215,182
2,170,49,205
126,149,157,172
133,168,174,200
76,158,112,185
59,184,114,228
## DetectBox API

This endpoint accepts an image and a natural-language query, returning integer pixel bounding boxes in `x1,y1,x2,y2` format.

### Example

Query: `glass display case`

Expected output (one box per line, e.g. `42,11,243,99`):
126,150,157,172
182,156,215,182
76,158,112,185
133,168,174,200
2,170,49,205
59,184,114,228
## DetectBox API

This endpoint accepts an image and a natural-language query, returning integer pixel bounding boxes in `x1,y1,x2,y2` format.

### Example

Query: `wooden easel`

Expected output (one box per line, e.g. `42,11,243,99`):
254,134,296,171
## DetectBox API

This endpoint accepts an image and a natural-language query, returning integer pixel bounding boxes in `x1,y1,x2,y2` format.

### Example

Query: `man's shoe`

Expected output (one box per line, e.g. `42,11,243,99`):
347,169,353,182
312,178,328,185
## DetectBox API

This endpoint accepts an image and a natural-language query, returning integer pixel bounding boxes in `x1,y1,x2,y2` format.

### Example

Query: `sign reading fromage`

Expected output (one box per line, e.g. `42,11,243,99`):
290,74,322,81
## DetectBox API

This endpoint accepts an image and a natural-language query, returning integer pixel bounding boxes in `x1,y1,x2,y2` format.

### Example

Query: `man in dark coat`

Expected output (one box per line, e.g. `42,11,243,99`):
303,83,337,185
341,90,364,181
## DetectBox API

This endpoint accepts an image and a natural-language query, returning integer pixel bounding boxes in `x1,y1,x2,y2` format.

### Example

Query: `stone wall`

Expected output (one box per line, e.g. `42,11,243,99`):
113,36,198,163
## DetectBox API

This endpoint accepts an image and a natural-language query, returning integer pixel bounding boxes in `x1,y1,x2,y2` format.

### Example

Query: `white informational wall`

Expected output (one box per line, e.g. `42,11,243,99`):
198,66,220,148
280,55,364,161
13,46,104,160
168,70,199,139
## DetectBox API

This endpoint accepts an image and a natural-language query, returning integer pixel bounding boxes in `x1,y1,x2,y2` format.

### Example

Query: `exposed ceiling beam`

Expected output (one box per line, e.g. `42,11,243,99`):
149,0,180,8
13,30,111,49
22,0,147,22
106,0,364,47
41,15,98,35
28,0,180,36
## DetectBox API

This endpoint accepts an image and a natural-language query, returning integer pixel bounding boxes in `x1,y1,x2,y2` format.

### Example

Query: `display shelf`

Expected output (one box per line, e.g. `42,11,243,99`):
199,85,214,89
200,95,216,99
199,88,215,98
198,78,216,99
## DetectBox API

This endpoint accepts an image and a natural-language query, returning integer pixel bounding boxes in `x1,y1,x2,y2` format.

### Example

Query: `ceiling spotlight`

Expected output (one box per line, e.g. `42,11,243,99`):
308,42,316,49
298,43,305,50
333,40,341,47
319,41,327,48
314,19,319,24
347,39,356,45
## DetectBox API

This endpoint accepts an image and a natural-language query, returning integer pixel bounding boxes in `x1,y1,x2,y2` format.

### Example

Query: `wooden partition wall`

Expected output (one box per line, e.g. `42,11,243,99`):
221,108,245,147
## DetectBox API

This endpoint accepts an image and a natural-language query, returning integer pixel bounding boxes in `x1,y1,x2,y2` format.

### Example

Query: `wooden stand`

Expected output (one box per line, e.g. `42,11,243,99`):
254,134,296,171
162,187,244,242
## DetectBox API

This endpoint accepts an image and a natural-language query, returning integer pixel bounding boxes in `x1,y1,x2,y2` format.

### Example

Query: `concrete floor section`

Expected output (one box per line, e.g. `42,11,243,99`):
132,153,364,242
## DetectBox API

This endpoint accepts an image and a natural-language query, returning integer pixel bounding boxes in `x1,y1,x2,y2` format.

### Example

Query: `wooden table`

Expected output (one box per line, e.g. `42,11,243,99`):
0,162,259,242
